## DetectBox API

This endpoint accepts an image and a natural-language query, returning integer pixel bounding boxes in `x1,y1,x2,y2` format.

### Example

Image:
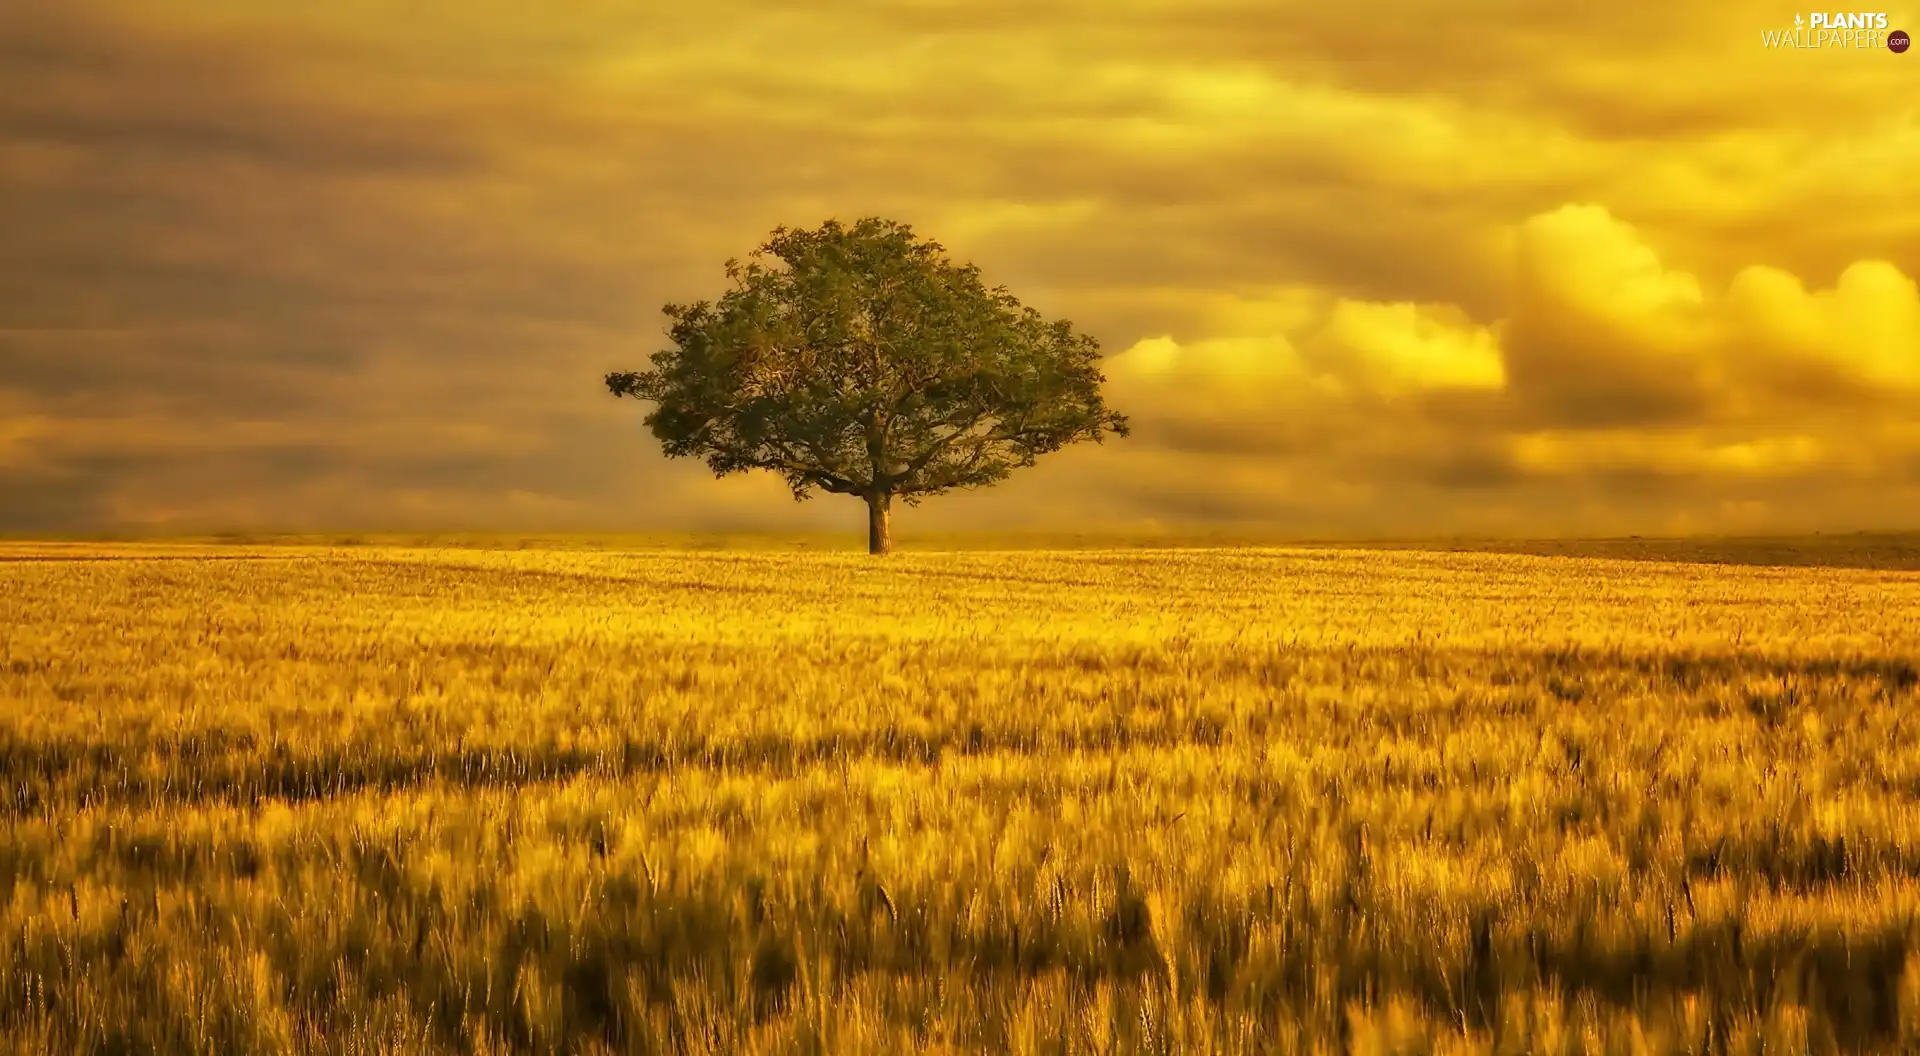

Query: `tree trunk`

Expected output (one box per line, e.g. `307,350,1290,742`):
866,492,892,555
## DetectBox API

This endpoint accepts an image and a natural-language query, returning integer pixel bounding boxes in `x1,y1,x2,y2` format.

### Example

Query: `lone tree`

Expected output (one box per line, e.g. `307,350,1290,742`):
606,218,1129,554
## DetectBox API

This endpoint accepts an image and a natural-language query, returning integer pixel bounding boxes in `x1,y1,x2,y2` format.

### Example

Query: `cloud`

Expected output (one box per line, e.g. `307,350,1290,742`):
1055,203,1920,533
1728,260,1920,394
3,0,1920,537
1304,301,1507,395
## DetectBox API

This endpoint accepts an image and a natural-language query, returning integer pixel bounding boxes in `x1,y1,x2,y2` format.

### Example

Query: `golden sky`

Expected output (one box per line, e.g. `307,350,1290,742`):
3,0,1919,536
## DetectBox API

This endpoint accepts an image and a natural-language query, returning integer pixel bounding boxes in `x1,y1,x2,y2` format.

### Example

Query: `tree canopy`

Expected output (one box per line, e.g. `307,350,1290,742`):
606,217,1128,553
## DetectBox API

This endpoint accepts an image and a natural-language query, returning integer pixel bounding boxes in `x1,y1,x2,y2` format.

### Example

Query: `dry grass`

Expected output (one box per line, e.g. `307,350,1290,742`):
4,542,1920,1053
23,530,1920,569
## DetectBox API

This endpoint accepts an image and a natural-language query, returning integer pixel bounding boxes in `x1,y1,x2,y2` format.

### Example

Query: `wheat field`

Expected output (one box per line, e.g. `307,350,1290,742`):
4,542,1920,1053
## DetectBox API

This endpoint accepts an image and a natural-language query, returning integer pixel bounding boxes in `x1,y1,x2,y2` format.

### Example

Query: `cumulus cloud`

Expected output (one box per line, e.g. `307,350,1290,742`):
1063,204,1920,533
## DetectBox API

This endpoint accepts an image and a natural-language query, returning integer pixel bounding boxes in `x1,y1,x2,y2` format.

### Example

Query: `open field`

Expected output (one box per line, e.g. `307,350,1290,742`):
16,530,1920,570
5,543,1920,1052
